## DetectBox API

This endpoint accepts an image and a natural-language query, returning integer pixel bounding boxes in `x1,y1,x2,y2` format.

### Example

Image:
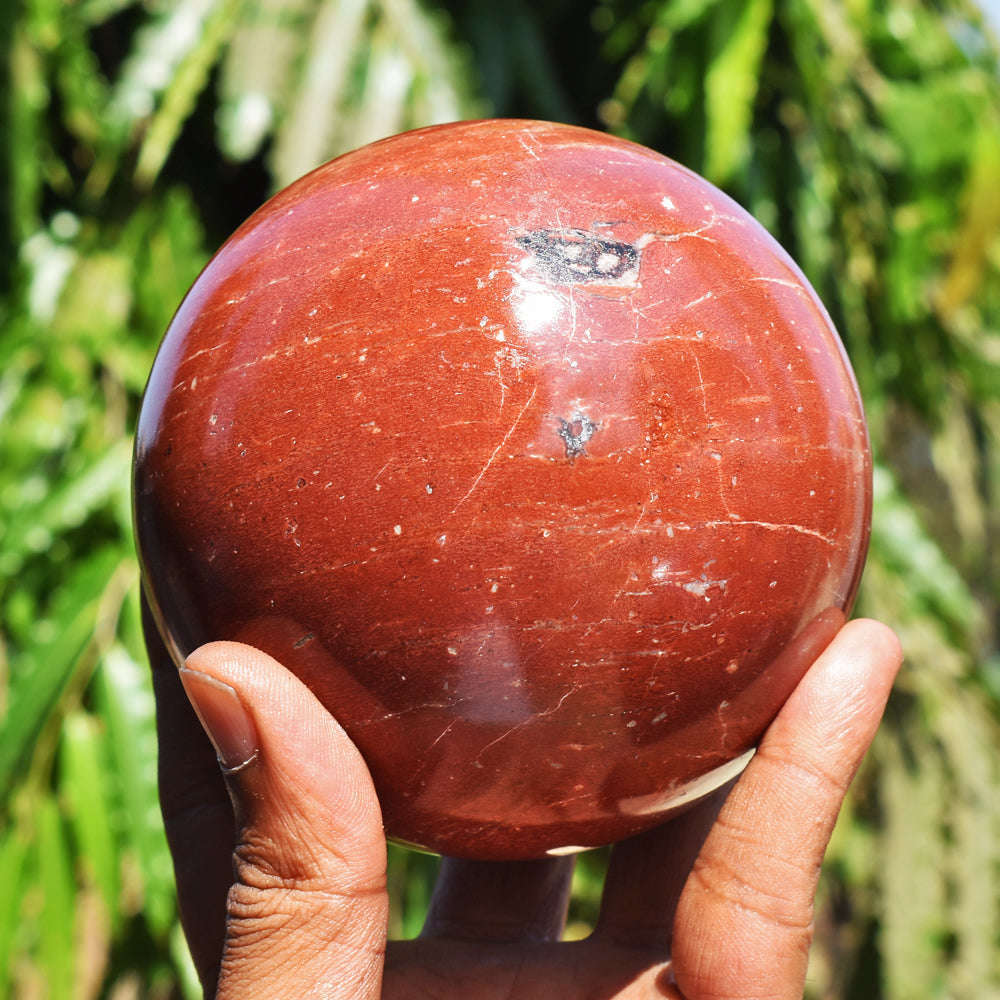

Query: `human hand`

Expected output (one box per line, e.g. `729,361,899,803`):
147,608,900,1000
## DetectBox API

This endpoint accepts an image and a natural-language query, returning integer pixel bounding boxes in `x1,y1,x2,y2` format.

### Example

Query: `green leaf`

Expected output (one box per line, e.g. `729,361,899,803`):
217,0,315,162
52,4,112,149
60,711,120,931
659,0,726,32
704,0,774,184
0,438,132,579
134,0,248,187
93,644,175,936
0,336,37,430
270,0,372,186
0,828,30,991
386,843,439,939
8,18,48,245
880,71,989,176
0,0,19,271
36,797,76,1000
878,719,949,999
869,464,982,640
0,546,124,803
935,690,1000,995
937,121,1000,324
77,0,135,24
604,0,721,123
381,0,472,132
170,922,203,1000
340,16,414,153
50,250,133,342
100,0,236,182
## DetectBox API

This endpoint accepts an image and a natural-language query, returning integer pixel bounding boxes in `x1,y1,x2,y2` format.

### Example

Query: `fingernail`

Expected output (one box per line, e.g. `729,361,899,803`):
179,667,260,772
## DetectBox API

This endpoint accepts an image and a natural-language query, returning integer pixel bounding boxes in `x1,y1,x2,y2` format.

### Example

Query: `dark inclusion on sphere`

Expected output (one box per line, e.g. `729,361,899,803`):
515,229,640,285
557,413,598,459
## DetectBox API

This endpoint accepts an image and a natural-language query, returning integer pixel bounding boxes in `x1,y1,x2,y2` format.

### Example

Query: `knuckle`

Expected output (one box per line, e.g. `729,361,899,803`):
222,862,388,958
220,880,388,984
233,831,323,890
687,851,816,937
755,741,852,800
225,881,304,942
232,831,387,899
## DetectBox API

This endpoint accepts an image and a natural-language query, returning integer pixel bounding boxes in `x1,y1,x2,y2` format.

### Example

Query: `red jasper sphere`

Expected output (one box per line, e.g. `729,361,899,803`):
134,120,871,859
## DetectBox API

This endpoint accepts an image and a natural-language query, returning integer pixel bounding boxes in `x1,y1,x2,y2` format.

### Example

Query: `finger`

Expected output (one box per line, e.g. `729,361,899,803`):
421,856,576,943
671,619,902,1000
181,641,389,1000
595,604,844,956
593,779,734,952
143,597,234,991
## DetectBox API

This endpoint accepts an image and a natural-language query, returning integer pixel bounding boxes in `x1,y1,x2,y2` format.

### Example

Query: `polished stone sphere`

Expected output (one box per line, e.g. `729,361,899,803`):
134,120,871,859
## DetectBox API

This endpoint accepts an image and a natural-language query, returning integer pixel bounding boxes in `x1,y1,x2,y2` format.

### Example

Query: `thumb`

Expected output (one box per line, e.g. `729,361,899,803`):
179,641,388,1000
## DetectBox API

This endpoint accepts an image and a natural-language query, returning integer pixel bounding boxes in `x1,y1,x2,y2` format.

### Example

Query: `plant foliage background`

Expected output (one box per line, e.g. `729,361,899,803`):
1,0,998,996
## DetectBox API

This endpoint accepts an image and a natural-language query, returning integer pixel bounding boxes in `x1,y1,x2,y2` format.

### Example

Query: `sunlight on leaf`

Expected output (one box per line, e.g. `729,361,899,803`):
0,548,125,800
270,0,371,184
93,644,175,936
703,0,773,183
36,797,76,1000
134,0,247,186
60,712,120,933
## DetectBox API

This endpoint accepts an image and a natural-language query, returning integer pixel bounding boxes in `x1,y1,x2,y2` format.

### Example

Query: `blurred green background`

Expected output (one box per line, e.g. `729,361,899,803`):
1,0,999,996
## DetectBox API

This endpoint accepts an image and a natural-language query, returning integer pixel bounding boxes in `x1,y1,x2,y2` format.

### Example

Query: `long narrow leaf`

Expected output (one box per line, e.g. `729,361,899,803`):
217,0,314,162
868,464,983,638
270,0,370,186
105,0,219,149
170,923,202,1000
60,711,120,931
8,18,46,244
0,438,132,578
0,546,124,802
936,688,1000,995
36,798,76,1000
379,0,470,127
704,0,773,183
0,828,30,992
878,721,949,999
134,0,246,186
93,644,175,936
339,20,413,153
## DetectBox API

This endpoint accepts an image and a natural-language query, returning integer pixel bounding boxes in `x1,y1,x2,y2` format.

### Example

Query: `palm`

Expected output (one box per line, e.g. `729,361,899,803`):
386,933,675,999
383,827,713,1000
